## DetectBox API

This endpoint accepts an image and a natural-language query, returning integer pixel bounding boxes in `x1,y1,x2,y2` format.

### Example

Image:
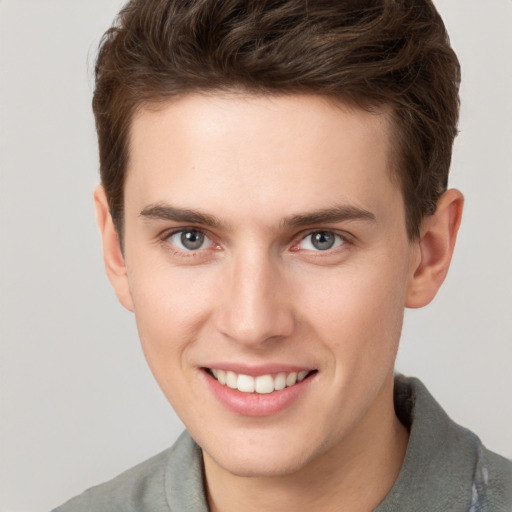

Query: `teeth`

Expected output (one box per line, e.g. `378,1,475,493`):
217,369,226,385
297,370,309,382
210,368,312,394
274,372,286,391
255,375,274,394
226,371,238,389
237,374,255,393
286,372,297,387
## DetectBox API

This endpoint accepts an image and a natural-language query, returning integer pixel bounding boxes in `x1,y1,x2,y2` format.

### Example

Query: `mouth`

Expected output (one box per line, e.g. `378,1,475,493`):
204,368,317,394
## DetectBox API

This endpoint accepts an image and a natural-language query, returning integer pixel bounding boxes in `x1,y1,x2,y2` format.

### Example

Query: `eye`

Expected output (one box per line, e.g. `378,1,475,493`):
168,229,213,251
298,231,345,251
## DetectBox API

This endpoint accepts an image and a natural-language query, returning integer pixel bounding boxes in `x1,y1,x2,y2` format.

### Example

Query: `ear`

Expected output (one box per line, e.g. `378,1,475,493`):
406,189,464,308
94,184,134,312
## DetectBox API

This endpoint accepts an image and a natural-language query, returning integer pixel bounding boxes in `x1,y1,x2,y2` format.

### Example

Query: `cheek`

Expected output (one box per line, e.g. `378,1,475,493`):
126,263,216,369
301,256,409,360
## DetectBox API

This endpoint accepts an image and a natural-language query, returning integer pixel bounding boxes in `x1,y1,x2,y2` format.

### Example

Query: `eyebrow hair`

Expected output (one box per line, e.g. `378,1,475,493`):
139,204,223,228
281,205,376,228
139,202,376,230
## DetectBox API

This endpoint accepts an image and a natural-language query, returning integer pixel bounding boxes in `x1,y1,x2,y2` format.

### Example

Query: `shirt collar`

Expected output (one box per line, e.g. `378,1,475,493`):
164,376,482,512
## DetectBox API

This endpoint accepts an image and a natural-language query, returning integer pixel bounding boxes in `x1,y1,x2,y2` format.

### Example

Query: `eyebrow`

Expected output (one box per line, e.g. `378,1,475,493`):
139,203,376,229
281,205,376,228
139,204,223,228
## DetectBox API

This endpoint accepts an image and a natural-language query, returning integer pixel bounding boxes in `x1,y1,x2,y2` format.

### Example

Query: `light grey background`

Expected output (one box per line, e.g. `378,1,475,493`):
0,1,510,510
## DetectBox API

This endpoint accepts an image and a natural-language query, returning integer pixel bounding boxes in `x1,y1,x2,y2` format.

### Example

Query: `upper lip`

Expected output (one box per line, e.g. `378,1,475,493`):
201,363,316,376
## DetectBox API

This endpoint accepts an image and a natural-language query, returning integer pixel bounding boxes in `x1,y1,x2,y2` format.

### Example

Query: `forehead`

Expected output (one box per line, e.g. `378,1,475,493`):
125,93,402,228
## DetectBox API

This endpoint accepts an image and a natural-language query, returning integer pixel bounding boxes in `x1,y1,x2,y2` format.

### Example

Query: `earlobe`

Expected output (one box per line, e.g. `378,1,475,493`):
406,189,464,308
94,185,134,312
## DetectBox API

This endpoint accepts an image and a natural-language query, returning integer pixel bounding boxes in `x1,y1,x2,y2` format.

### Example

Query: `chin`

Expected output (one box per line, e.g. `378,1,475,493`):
201,432,321,479
214,453,309,478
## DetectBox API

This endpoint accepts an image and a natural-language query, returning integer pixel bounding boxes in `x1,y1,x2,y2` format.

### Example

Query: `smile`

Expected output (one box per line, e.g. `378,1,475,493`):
208,368,314,394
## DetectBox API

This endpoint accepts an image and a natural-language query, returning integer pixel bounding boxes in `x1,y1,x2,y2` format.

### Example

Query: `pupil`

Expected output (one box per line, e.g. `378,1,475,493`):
312,231,334,250
181,231,204,250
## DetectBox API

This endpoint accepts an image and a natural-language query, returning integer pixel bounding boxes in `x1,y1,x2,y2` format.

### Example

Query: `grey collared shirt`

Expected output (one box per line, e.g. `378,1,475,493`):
52,377,512,512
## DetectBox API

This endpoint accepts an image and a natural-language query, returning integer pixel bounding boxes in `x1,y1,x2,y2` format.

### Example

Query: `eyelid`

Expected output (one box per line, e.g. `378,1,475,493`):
161,227,218,254
158,226,353,255
291,229,353,252
160,226,208,240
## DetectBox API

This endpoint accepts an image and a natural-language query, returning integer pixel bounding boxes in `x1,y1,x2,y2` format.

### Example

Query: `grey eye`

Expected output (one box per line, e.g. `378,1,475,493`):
298,231,345,251
180,230,205,250
169,230,211,251
310,231,336,250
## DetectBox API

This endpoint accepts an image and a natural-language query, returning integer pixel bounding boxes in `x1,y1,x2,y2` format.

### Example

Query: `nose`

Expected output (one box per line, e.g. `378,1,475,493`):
215,250,295,347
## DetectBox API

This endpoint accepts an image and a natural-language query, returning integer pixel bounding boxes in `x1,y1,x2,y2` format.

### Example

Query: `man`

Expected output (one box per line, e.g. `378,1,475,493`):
53,0,512,510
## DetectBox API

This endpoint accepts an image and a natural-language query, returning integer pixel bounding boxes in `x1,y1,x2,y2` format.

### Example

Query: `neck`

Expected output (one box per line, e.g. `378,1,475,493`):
204,377,409,512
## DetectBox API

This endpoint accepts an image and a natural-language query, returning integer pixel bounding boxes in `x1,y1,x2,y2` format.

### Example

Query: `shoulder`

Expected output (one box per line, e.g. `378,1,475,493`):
479,446,512,511
379,376,512,512
51,448,171,512
51,431,202,512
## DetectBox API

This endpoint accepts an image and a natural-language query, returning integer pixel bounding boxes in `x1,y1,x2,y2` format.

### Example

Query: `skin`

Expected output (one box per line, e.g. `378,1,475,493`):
95,93,463,512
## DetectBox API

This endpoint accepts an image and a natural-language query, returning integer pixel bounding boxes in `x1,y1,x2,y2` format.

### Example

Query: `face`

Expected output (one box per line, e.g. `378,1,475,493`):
117,94,419,477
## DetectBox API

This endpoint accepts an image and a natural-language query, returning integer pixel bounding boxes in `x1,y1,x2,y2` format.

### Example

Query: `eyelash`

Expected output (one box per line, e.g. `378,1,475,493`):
161,228,217,257
292,230,348,253
159,228,352,259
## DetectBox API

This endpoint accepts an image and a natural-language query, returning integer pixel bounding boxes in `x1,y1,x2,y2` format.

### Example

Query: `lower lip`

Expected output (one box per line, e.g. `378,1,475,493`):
201,369,315,417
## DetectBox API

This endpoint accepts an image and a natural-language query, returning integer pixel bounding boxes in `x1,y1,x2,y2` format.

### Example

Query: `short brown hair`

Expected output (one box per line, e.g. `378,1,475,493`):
93,0,460,240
